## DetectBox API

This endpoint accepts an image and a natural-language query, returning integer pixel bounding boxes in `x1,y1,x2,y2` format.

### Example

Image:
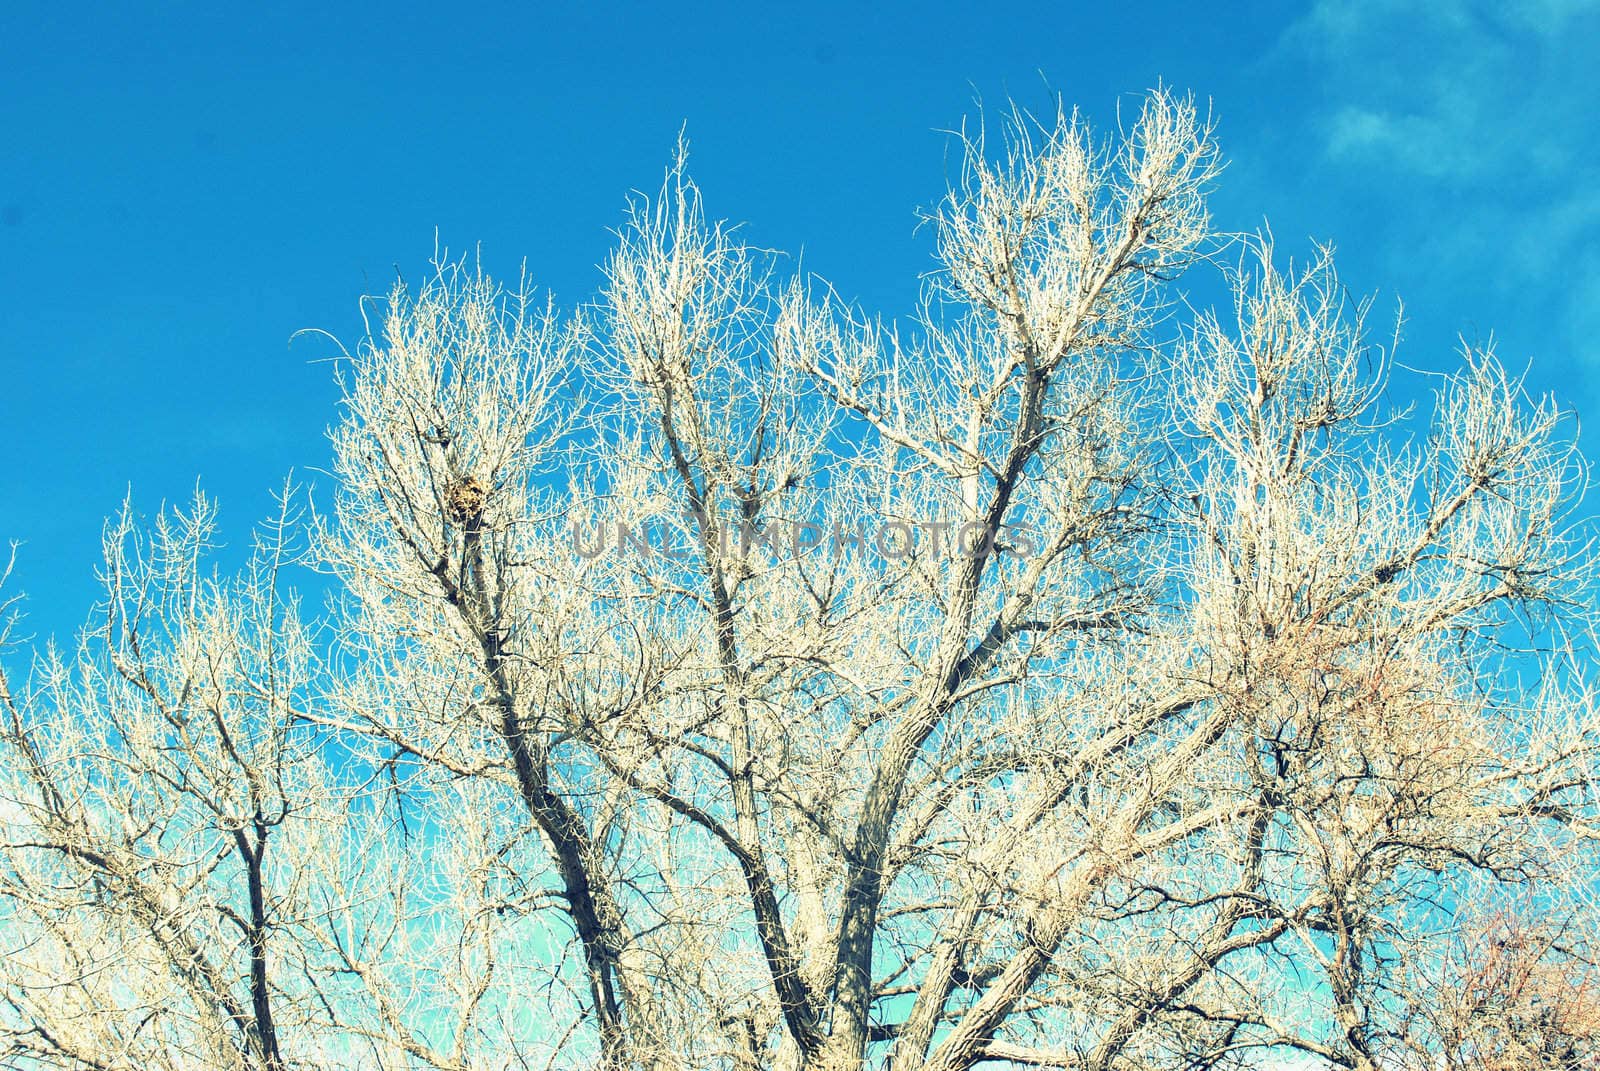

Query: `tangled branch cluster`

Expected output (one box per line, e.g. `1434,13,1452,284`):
1,89,1597,1071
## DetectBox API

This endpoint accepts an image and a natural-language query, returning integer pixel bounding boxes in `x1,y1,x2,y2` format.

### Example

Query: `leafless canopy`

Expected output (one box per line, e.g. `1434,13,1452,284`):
2,89,1597,1071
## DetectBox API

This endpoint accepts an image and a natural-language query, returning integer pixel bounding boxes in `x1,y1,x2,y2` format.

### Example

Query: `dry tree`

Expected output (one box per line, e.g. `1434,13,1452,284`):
2,88,1597,1071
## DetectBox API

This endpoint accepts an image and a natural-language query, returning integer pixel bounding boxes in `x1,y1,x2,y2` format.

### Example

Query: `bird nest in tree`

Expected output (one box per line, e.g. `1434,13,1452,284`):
446,476,488,523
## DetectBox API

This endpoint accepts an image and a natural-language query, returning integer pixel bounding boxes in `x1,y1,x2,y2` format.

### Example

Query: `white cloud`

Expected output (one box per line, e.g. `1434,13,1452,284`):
1273,0,1600,376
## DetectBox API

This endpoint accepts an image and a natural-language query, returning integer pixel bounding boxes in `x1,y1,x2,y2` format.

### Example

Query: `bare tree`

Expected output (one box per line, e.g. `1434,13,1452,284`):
0,490,321,1069
2,88,1597,1071
0,493,552,1070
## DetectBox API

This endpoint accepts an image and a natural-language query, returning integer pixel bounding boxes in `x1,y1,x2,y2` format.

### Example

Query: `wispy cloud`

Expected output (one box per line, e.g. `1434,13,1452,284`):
1272,0,1600,377
1300,0,1589,180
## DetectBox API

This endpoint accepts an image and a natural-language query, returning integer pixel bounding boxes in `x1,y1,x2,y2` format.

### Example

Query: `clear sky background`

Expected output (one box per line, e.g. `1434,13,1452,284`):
2,0,1597,647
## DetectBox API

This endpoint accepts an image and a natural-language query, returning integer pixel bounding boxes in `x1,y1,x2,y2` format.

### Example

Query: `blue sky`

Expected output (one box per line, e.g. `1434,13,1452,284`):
2,0,1597,646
